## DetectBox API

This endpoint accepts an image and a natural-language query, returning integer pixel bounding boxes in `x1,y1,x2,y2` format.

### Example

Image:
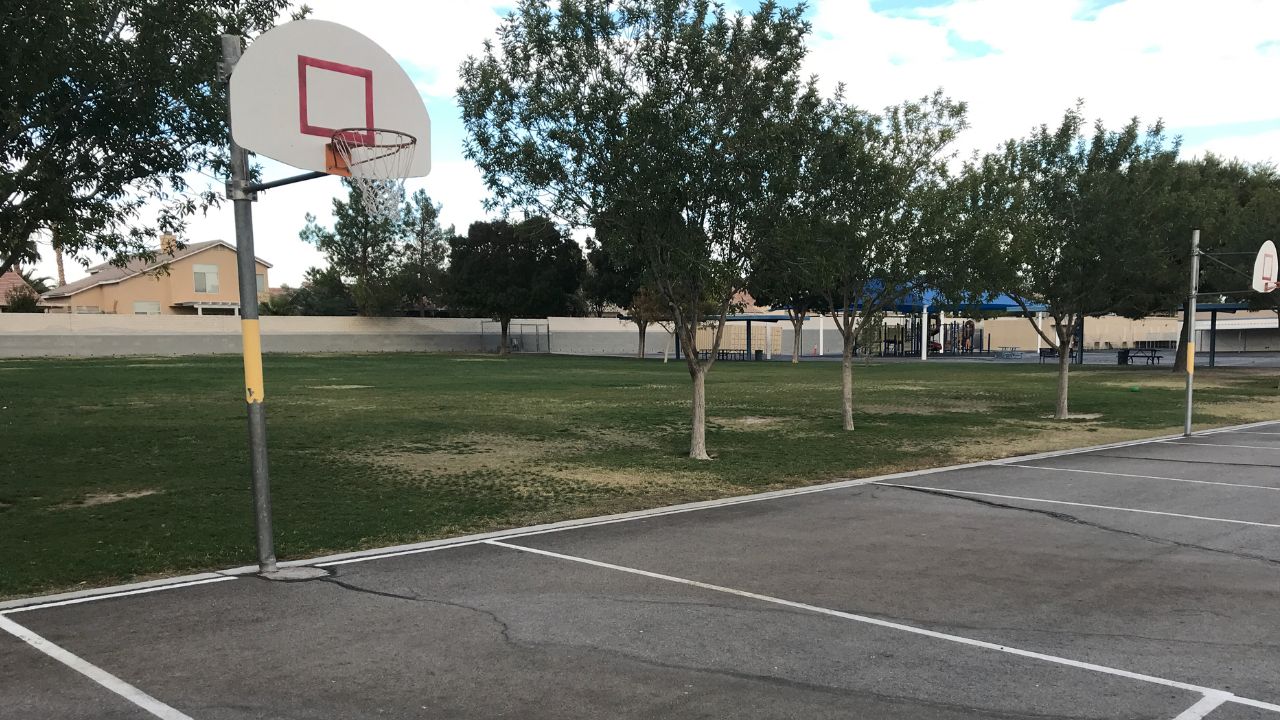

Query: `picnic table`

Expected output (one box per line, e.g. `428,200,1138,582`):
995,346,1023,359
1121,348,1162,365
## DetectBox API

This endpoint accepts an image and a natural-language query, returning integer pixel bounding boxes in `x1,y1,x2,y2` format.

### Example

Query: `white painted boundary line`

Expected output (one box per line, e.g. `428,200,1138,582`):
1163,441,1280,452
1220,430,1280,436
485,541,1280,714
876,483,1280,529
0,615,193,720
1,576,236,616
1007,464,1280,492
3,419,1276,613
1172,692,1233,720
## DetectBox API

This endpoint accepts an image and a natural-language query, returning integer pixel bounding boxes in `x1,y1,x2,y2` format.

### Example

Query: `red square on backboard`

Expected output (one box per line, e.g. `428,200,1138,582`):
297,55,375,144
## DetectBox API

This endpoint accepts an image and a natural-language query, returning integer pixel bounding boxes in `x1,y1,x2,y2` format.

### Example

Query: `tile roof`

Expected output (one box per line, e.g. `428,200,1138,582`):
0,270,36,301
41,241,271,299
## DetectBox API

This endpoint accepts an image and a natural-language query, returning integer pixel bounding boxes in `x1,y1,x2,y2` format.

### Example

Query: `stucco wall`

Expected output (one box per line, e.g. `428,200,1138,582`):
0,315,657,358
42,245,269,315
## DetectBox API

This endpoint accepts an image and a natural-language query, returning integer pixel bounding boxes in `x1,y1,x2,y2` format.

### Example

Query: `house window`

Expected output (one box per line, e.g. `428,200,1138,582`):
194,264,219,294
133,301,161,315
256,273,267,296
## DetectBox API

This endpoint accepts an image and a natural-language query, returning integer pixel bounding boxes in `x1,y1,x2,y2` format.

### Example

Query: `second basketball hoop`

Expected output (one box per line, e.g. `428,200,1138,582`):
327,128,417,221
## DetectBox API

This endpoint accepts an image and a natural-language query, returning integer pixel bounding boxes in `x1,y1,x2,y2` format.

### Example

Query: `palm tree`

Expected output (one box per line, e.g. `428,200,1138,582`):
18,269,53,294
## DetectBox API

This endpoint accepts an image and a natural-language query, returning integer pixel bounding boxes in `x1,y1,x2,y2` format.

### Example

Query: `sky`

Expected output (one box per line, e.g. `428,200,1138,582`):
32,0,1280,287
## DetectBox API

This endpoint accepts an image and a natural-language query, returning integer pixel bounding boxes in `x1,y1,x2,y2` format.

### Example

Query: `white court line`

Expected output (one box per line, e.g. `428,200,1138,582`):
1007,464,1280,492
1220,431,1280,437
1,576,236,616
875,483,1280,529
1163,441,1280,452
0,615,193,720
1173,692,1233,720
485,541,1280,714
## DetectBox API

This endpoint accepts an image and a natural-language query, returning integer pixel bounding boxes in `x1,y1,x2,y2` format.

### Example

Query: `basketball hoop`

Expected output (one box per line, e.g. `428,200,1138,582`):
327,128,417,222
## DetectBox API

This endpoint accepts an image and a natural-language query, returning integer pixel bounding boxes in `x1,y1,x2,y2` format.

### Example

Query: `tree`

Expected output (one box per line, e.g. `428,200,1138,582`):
446,218,585,353
299,181,405,316
1175,157,1280,335
258,268,359,317
4,286,41,313
459,0,809,458
583,238,633,318
584,237,668,357
398,189,451,316
957,106,1179,419
18,269,53,294
773,92,965,429
747,230,826,364
1,0,294,278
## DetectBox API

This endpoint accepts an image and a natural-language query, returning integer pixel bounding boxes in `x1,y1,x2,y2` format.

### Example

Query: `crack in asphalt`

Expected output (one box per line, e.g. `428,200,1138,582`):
314,577,1114,720
319,576,514,644
879,484,1280,568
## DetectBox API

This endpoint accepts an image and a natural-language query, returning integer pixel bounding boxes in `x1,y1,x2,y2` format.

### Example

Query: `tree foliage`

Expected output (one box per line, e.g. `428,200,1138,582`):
956,105,1179,418
446,218,585,353
460,0,811,457
1,0,294,277
399,190,453,316
3,286,41,313
764,90,965,426
299,183,452,317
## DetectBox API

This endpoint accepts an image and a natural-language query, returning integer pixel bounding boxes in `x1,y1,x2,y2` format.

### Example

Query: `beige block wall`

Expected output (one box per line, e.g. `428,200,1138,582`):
50,245,268,315
979,315,1182,351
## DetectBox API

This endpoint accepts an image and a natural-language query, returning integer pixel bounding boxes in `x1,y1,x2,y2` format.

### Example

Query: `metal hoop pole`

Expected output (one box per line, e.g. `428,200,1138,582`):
221,34,277,574
1183,229,1200,437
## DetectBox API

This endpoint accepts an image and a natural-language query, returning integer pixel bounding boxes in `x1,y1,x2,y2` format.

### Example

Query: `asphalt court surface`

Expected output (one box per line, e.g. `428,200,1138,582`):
3,421,1278,719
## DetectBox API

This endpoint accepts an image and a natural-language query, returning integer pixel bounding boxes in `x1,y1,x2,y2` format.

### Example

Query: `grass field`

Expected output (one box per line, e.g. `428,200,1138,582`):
2,353,1277,599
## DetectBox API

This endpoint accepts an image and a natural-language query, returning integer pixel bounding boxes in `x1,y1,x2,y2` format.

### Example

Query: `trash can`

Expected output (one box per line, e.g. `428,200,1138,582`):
1116,349,1130,365
754,349,764,361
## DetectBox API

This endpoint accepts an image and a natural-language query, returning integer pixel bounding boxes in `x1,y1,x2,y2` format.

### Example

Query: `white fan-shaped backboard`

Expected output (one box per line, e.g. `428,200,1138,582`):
1254,240,1277,293
230,20,430,178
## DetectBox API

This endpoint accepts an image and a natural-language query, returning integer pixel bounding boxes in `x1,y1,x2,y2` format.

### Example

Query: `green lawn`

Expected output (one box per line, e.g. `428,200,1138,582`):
2,353,1277,599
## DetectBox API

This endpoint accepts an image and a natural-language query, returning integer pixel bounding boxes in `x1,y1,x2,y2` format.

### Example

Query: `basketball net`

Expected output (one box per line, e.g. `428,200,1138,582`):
328,128,417,223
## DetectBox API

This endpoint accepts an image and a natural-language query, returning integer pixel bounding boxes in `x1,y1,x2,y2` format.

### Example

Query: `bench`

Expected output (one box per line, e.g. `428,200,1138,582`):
698,349,750,361
1038,348,1058,363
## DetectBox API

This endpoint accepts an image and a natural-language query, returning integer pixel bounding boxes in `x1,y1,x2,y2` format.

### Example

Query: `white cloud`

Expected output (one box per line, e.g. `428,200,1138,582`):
806,0,1280,156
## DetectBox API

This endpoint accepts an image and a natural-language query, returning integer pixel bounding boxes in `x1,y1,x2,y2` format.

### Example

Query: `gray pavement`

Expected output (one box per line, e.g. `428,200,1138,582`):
3,421,1278,719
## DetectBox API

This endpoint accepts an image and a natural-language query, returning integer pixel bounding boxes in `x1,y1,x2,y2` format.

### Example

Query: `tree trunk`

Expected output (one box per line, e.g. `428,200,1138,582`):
52,227,66,287
1055,347,1070,420
841,333,855,431
499,318,510,356
688,363,710,460
637,322,647,358
790,313,804,364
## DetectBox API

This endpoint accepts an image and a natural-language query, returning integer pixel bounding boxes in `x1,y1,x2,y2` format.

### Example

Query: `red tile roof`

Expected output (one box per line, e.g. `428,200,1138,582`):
0,269,35,302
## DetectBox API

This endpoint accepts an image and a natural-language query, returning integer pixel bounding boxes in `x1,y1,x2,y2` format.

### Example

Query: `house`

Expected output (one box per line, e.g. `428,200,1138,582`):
40,240,271,316
0,269,38,311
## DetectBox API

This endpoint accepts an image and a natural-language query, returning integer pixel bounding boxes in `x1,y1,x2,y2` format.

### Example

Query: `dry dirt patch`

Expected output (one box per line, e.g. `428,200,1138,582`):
307,384,373,390
1199,398,1280,423
712,416,784,430
58,489,161,509
942,426,1156,464
549,466,720,490
372,434,587,475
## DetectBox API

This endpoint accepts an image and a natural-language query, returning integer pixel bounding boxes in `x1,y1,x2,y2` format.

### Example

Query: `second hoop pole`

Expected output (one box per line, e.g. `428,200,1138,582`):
1183,228,1200,437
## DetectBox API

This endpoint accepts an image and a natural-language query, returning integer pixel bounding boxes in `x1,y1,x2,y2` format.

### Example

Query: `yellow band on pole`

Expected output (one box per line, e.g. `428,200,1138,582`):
1186,342,1194,376
241,318,266,403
